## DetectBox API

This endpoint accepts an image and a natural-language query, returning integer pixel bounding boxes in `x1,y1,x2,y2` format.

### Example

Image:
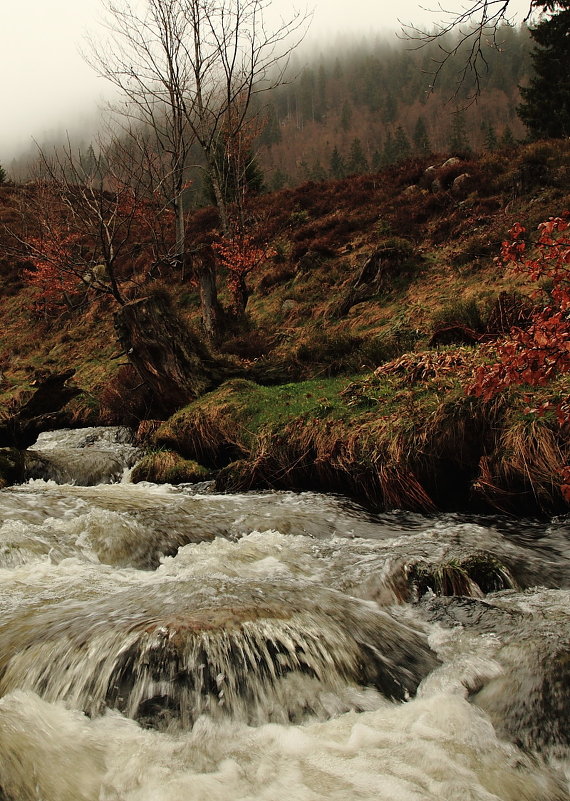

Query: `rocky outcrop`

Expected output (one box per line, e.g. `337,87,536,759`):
0,369,82,449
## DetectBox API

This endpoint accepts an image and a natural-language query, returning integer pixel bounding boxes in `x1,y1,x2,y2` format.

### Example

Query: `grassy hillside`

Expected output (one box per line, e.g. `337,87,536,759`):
0,138,569,512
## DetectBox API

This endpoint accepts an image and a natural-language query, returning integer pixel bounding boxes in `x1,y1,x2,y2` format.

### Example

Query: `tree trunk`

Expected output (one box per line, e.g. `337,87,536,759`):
114,292,231,412
175,192,185,278
208,159,230,235
196,254,224,344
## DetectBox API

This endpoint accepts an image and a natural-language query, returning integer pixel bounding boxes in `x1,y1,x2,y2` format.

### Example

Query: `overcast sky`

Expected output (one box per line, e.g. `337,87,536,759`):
0,0,532,163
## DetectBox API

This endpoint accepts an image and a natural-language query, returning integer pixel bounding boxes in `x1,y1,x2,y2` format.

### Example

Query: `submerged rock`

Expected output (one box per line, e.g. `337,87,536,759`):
0,580,439,728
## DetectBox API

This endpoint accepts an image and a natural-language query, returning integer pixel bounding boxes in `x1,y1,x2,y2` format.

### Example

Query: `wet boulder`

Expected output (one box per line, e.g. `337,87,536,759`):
0,580,440,728
0,448,24,488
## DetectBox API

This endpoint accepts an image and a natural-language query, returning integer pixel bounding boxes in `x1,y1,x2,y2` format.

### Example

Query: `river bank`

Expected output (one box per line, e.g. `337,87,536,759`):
1,345,568,518
133,353,570,516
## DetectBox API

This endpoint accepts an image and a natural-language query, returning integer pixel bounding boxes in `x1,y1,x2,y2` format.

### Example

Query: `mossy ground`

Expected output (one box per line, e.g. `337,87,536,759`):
152,365,569,514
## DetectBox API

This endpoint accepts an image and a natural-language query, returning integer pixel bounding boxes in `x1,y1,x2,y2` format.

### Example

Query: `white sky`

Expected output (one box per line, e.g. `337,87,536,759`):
0,0,532,163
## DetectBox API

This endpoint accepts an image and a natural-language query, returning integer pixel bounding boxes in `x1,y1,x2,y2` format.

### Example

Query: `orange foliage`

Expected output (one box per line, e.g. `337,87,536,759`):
468,214,570,501
213,232,276,313
24,229,83,313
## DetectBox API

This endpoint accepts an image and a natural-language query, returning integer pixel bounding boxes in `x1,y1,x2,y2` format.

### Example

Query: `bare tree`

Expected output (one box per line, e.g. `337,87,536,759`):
177,0,309,233
87,0,309,340
402,0,540,99
86,0,194,267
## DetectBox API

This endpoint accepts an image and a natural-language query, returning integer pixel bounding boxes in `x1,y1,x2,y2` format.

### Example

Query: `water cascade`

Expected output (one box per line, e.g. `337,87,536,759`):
0,427,568,801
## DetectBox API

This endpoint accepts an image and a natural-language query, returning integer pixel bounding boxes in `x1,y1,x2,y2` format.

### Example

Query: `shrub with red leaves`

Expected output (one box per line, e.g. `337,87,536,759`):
214,232,275,315
468,214,570,500
24,229,83,313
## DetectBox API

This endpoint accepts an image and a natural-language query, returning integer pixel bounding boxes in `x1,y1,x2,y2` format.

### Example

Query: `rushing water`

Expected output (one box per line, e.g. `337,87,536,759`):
0,428,568,801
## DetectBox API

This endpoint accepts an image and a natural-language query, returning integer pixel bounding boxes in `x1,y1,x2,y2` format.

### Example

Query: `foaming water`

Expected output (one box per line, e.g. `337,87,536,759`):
0,690,567,801
0,427,568,800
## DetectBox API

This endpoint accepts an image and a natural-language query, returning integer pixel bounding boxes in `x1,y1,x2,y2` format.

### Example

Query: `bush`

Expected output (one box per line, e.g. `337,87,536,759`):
432,299,484,332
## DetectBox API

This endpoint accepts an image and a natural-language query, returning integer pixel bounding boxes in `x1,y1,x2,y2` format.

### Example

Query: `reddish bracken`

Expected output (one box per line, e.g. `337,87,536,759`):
468,215,570,501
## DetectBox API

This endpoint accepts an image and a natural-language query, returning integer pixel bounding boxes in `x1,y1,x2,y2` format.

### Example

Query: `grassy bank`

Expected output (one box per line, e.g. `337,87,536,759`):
143,357,569,515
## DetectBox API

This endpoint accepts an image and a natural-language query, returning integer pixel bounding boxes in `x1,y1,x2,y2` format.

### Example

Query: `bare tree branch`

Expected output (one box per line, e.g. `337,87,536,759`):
401,0,534,101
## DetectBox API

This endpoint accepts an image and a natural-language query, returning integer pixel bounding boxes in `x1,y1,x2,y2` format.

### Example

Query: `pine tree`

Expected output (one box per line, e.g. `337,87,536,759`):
448,110,471,154
382,92,397,124
269,169,288,191
80,144,98,177
259,105,282,146
518,2,570,139
413,117,431,155
309,160,327,181
394,126,411,162
484,122,498,151
371,148,383,171
340,101,352,132
382,130,398,166
501,124,516,147
0,163,5,184
347,138,369,175
330,146,346,179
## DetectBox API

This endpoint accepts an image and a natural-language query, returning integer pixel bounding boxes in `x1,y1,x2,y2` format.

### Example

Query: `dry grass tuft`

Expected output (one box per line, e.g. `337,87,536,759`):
374,348,477,383
473,416,569,513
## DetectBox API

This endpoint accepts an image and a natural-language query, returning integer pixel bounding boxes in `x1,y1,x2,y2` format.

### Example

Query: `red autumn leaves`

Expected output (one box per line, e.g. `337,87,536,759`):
468,214,570,501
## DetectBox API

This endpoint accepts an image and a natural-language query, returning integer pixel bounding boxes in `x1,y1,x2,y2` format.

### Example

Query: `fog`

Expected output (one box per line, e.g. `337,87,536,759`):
0,0,532,166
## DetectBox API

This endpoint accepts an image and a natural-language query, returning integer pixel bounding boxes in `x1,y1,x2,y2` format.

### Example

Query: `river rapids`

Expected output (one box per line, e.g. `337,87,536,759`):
0,427,568,801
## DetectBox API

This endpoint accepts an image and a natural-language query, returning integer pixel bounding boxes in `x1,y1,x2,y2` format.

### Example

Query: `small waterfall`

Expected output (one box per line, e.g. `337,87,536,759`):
23,427,140,485
0,580,438,728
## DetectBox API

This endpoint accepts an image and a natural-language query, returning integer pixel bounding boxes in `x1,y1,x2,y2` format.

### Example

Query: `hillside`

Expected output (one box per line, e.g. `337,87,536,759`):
0,138,569,513
256,25,532,189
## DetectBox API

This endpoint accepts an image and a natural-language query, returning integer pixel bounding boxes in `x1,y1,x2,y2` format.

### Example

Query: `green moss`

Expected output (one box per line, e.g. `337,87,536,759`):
131,450,212,485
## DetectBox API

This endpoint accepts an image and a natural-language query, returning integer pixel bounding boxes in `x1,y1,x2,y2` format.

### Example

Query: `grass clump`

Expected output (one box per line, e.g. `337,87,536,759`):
131,450,212,485
152,361,498,512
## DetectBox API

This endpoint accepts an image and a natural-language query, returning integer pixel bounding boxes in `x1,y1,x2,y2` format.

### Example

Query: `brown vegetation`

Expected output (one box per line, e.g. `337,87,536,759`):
1,140,570,514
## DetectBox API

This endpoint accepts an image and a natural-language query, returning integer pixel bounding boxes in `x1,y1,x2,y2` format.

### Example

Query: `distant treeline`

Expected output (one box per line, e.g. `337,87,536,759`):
256,25,532,188
7,25,532,198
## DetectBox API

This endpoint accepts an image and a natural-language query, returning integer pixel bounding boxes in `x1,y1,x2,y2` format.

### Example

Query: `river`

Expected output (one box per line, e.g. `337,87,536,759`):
0,427,568,801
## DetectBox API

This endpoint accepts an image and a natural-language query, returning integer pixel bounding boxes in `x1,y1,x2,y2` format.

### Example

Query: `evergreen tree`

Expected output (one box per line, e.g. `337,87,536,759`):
371,148,383,171
382,130,398,166
413,116,431,155
501,124,516,147
330,146,346,179
448,110,471,154
347,138,369,174
269,169,288,191
381,92,398,124
394,126,411,162
484,122,498,151
202,145,265,207
0,163,5,184
79,144,99,178
316,62,328,121
259,105,282,147
309,160,327,181
340,101,352,132
518,2,570,138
